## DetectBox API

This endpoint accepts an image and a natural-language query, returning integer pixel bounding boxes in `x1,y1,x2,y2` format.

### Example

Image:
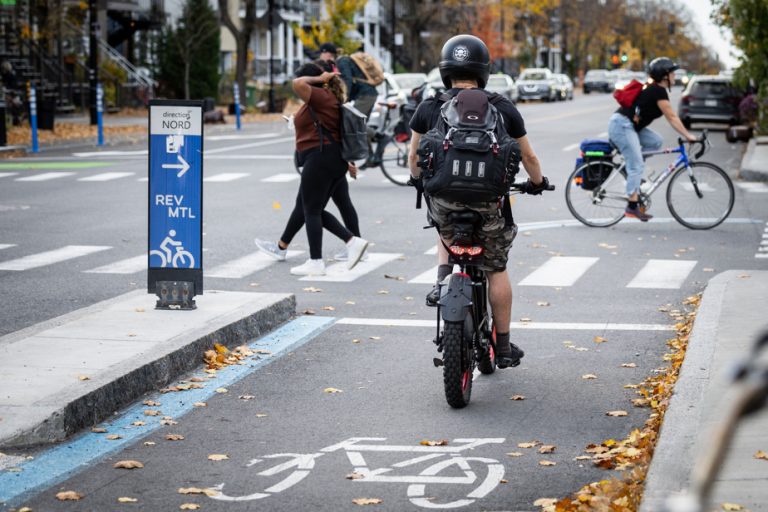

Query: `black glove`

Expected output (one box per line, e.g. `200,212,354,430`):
407,175,424,194
522,176,549,195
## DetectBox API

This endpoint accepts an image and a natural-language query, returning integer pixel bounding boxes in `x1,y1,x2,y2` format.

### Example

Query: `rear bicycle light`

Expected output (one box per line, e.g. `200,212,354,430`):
449,245,484,256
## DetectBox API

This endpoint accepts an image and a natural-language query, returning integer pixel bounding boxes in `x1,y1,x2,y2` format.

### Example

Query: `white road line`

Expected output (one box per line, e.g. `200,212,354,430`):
77,172,135,182
381,174,409,184
562,142,579,152
0,173,19,179
596,132,608,138
73,150,148,157
409,265,439,284
735,182,768,193
757,253,768,259
518,256,598,287
207,133,278,141
336,317,675,331
0,245,111,271
205,155,293,160
205,136,295,154
138,177,149,182
261,173,299,183
204,172,250,182
207,250,303,279
626,259,697,289
16,172,76,182
424,246,438,255
299,252,403,282
0,244,16,250
83,255,146,274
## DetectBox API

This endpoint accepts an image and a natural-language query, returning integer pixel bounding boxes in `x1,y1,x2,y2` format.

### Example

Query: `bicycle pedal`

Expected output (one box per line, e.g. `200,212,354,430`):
433,357,444,367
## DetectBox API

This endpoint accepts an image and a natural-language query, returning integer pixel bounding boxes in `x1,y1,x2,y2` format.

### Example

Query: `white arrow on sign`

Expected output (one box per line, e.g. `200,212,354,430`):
161,154,190,177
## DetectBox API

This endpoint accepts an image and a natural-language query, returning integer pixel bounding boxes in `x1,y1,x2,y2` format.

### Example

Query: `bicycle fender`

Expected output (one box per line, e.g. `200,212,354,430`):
439,274,473,323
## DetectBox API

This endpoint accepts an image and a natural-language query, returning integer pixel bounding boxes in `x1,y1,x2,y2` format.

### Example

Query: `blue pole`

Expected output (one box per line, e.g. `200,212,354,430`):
233,82,241,131
96,83,104,146
29,85,38,153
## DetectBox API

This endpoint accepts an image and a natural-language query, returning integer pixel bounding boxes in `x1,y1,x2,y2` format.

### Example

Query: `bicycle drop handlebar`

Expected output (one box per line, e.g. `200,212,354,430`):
679,129,709,160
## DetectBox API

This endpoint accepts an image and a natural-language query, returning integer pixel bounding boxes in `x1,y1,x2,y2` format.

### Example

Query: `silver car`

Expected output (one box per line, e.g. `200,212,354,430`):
485,74,518,103
516,68,558,102
553,74,574,100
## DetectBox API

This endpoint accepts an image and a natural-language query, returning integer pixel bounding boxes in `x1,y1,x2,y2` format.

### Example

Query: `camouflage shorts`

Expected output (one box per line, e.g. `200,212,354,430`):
428,196,517,272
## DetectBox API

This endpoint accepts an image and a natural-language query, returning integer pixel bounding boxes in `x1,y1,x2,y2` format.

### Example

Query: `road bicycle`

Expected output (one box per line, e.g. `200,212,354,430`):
363,100,411,186
207,437,506,509
565,131,735,229
665,332,768,511
431,181,555,409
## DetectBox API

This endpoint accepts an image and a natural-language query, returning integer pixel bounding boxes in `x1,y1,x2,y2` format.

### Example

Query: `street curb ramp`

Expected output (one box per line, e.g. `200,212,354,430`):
0,290,295,449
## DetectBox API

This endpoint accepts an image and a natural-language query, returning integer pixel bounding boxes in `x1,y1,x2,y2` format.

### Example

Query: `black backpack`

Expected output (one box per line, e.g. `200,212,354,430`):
418,89,520,203
309,102,369,162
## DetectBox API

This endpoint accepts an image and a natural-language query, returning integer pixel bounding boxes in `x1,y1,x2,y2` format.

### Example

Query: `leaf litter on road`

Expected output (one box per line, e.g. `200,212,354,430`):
118,497,138,503
114,460,144,469
55,491,83,501
352,498,383,505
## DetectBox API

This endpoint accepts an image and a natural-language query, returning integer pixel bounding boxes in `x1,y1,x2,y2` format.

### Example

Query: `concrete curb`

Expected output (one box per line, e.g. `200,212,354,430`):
0,290,295,449
739,138,768,182
639,271,735,511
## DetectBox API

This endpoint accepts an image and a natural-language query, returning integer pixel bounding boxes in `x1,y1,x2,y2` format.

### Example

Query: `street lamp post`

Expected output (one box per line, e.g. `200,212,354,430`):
267,0,275,113
88,0,99,125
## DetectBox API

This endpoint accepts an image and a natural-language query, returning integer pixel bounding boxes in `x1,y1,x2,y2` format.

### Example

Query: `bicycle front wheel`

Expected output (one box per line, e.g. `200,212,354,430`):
565,162,627,227
666,162,734,229
379,135,410,186
442,317,474,409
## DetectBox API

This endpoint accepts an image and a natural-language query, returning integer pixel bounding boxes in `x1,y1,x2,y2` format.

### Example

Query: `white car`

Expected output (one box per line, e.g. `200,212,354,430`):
485,74,518,103
391,73,427,96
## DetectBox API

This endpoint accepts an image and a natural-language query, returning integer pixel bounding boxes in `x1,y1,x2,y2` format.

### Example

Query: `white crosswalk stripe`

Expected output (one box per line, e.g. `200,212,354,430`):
207,250,303,279
626,259,697,289
299,252,403,282
518,256,599,287
84,255,145,274
204,173,250,182
409,265,439,284
77,172,135,182
261,173,299,183
0,173,19,179
735,182,768,193
15,172,76,182
0,245,111,271
0,244,16,250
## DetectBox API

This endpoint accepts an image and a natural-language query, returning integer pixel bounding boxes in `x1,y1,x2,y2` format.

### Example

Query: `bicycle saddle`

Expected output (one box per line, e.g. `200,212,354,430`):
447,211,483,245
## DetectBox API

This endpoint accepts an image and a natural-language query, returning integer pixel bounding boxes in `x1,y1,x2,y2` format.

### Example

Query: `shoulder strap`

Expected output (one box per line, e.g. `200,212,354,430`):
430,91,456,125
488,92,505,106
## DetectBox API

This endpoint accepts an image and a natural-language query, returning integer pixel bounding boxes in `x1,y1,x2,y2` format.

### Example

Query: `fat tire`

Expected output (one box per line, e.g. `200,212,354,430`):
442,320,473,408
666,161,734,229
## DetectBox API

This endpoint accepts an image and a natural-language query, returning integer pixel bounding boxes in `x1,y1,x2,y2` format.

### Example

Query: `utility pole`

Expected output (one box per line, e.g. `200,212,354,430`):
267,0,275,113
88,0,99,125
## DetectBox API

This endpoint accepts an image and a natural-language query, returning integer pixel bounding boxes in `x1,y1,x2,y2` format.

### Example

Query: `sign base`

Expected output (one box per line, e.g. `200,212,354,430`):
155,281,197,310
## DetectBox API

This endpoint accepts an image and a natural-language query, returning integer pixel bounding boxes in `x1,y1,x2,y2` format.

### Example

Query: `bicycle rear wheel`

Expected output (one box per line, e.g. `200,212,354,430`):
379,135,410,186
442,316,474,408
565,162,627,227
666,162,734,230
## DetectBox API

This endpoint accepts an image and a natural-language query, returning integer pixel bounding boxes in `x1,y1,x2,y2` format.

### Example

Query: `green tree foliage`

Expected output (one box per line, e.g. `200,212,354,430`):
158,0,220,99
713,0,768,132
295,0,368,55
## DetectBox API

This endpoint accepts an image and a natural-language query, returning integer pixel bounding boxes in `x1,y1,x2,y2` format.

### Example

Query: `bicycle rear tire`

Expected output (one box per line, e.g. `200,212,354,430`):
442,318,474,408
477,326,496,375
379,135,410,186
565,162,627,227
666,162,734,230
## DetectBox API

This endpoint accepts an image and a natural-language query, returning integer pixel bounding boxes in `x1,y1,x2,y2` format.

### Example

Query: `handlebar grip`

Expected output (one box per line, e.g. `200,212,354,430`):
694,143,705,160
545,184,556,191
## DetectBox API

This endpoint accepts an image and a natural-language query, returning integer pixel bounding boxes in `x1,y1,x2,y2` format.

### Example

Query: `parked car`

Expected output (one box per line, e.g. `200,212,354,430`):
553,73,574,100
612,71,635,91
485,73,518,102
516,68,558,102
391,73,427,96
674,68,691,86
582,69,614,93
678,75,743,128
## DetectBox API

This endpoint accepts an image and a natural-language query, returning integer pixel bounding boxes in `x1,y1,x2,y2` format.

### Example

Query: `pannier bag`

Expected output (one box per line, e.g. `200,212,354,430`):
350,52,385,86
573,139,614,190
418,89,521,203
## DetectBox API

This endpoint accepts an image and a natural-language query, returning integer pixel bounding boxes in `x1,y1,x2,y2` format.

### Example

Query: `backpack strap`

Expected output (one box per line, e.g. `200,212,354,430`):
488,92,506,106
307,105,340,150
429,90,457,126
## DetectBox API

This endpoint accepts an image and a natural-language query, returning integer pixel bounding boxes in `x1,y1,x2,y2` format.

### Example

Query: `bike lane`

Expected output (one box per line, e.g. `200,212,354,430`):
10,314,674,511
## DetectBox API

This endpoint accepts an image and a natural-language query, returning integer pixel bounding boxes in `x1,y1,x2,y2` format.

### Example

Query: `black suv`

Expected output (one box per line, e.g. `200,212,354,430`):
678,75,743,128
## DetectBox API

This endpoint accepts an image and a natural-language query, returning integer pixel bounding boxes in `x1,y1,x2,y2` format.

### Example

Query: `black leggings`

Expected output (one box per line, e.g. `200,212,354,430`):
280,146,354,259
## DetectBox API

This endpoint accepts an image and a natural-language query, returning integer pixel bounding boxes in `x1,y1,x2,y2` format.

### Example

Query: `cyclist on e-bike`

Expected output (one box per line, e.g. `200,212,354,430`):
408,34,549,370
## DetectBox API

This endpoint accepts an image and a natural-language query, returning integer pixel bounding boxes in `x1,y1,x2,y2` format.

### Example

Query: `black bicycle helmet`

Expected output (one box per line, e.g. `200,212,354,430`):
648,57,679,82
438,34,491,89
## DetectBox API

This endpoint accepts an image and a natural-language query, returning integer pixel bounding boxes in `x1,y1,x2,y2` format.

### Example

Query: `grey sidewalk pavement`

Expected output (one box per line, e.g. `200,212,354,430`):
0,290,295,449
740,136,768,182
641,270,768,511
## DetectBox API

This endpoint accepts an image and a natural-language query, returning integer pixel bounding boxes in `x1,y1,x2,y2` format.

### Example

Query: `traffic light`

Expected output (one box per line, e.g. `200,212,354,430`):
621,53,628,63
611,54,620,67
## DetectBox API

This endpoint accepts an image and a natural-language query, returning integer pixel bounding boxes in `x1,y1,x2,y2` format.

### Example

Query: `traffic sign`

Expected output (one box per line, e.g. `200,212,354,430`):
148,100,203,308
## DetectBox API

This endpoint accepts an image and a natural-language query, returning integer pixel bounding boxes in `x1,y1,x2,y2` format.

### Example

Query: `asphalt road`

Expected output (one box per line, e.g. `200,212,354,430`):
2,89,767,511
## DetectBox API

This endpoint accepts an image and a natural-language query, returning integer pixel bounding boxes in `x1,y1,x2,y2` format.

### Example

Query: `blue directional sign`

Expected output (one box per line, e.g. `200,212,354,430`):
148,100,203,295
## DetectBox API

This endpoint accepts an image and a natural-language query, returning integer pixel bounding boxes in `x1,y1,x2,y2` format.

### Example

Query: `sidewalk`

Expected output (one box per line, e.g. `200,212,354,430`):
640,270,768,510
740,135,768,182
0,290,295,448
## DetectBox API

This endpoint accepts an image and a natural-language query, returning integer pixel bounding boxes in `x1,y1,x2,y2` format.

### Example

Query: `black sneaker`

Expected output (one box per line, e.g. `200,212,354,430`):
426,284,440,307
496,342,524,369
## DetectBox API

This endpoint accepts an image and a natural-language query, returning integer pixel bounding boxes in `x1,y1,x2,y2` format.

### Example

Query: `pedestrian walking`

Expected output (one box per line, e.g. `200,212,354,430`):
254,62,368,276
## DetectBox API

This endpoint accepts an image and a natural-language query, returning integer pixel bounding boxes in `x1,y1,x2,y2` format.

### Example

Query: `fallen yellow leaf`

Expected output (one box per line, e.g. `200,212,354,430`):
255,413,268,418
91,427,107,433
594,336,607,343
753,450,768,460
621,362,638,368
114,460,144,469
144,441,156,446
533,498,558,507
303,287,323,293
193,402,207,407
369,336,382,340
536,301,550,307
166,434,185,441
55,491,83,501
180,504,200,510
573,455,592,461
539,460,556,466
143,400,161,407
106,434,123,440
323,387,343,394
322,306,336,311
272,201,281,210
352,498,383,505
420,439,449,446
178,487,218,495
78,375,90,381
239,395,255,400
118,496,138,503
215,388,228,394
506,452,523,457
538,445,556,454
509,395,526,400
500,478,509,483
518,441,539,448
132,421,146,427
346,471,365,480
606,410,628,417
582,374,598,380
144,409,161,416
208,454,229,461
722,504,744,511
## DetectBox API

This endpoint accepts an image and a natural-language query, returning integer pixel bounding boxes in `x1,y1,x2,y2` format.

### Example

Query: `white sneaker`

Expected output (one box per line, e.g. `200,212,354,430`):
345,237,369,270
290,258,326,276
255,238,287,261
334,247,368,262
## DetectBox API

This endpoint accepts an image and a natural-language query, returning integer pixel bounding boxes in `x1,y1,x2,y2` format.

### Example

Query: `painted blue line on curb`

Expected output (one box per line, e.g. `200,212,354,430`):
0,315,335,508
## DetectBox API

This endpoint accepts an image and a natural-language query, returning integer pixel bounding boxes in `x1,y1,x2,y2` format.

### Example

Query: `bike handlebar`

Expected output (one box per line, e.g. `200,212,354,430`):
510,181,556,194
679,129,709,160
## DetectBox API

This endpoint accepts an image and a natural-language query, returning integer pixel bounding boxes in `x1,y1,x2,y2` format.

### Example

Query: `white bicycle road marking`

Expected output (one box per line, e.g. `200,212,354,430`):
208,437,505,509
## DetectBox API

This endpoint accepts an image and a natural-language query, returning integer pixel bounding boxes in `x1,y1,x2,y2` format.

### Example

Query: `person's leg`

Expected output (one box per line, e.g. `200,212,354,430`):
487,270,512,331
330,178,360,237
608,113,644,202
279,190,306,248
638,127,663,153
300,154,335,260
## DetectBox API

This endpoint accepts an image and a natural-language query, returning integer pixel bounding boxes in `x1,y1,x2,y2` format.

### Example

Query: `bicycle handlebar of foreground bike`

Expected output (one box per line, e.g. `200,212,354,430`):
509,179,556,194
679,129,709,160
